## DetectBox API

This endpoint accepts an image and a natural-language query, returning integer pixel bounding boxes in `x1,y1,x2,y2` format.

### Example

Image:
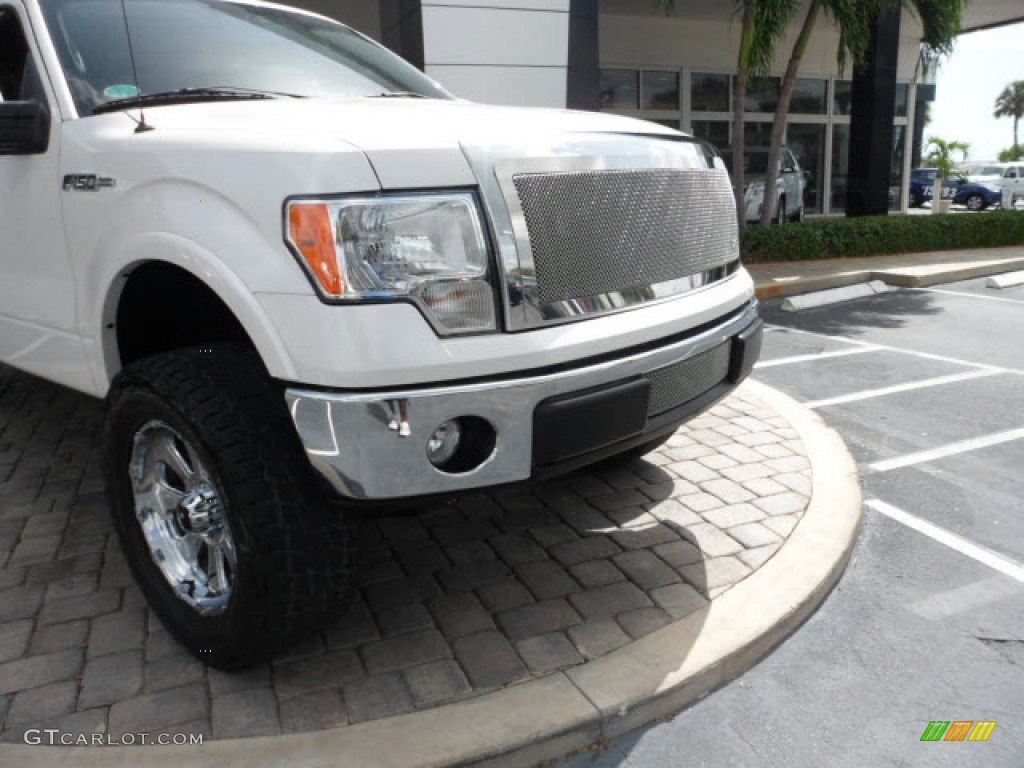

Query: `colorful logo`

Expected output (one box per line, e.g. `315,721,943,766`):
920,721,997,742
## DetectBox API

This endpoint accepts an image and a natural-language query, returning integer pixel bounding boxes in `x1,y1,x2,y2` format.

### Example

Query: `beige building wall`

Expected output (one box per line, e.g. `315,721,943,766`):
599,1,928,81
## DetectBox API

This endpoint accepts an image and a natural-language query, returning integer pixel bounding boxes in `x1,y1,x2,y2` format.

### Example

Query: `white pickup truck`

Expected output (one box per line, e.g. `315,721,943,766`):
0,0,761,667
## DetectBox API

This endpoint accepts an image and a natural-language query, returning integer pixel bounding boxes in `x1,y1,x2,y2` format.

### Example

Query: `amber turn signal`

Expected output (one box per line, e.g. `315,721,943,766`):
288,204,342,296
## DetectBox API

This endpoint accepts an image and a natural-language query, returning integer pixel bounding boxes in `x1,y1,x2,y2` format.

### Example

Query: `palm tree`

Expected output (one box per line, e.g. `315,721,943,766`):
758,0,964,226
994,81,1024,157
923,136,969,210
658,0,801,229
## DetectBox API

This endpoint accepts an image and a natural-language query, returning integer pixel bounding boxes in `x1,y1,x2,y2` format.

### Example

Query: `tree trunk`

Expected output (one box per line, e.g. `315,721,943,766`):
760,1,819,227
932,175,944,213
733,8,755,232
1015,115,1020,153
733,70,747,231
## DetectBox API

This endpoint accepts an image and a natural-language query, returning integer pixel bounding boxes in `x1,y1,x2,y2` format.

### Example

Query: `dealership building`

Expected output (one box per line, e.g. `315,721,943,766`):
289,0,1023,216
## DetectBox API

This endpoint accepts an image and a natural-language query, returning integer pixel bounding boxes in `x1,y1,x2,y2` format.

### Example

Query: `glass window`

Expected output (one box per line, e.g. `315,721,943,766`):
744,121,773,149
833,80,853,116
0,8,45,103
743,76,780,113
691,73,729,112
788,123,825,213
641,71,678,111
600,69,637,111
894,83,908,118
39,0,449,117
791,78,827,115
690,120,729,151
830,124,850,213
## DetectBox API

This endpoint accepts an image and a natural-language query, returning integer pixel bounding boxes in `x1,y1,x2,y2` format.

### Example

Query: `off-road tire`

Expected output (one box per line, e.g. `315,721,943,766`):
103,344,350,670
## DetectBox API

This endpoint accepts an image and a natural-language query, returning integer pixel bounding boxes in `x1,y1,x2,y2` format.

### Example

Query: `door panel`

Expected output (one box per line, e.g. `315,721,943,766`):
0,4,89,388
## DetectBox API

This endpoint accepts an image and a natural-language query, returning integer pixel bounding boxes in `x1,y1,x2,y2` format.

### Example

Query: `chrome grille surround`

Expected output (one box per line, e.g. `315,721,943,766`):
472,137,743,332
645,340,732,417
512,168,739,306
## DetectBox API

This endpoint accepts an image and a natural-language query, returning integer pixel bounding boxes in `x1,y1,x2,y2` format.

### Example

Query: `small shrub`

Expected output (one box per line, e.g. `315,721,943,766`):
741,210,1024,264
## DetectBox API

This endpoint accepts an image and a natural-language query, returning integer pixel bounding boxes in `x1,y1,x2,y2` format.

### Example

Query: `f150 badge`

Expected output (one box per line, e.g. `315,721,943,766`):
62,174,116,191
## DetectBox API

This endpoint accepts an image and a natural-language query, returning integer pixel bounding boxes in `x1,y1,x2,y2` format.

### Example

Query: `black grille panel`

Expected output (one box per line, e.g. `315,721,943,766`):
645,342,732,417
512,168,739,305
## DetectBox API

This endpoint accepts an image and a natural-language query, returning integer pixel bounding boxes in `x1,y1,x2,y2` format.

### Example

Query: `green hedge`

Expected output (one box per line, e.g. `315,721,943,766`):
741,210,1024,264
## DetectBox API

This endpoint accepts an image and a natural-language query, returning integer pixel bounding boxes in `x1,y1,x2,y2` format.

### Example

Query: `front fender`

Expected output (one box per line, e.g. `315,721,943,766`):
88,234,299,395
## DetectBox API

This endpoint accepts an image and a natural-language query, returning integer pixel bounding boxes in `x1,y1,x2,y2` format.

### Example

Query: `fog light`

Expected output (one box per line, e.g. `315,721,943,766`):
426,420,462,467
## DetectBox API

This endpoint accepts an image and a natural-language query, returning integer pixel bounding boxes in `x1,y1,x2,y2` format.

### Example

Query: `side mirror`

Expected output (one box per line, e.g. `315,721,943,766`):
0,100,50,155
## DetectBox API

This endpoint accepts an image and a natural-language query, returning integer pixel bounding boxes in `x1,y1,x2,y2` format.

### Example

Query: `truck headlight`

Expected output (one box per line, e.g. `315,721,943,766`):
286,192,496,334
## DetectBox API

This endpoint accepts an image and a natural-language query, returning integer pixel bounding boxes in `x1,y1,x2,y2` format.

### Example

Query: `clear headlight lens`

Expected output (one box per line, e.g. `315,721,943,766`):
745,182,765,200
287,192,496,334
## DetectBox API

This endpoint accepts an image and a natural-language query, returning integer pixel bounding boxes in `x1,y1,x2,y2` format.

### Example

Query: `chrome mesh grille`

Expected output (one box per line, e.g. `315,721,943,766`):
512,168,738,305
645,342,732,417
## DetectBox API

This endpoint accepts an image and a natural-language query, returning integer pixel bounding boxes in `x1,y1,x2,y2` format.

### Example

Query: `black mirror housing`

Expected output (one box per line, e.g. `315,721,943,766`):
0,100,50,155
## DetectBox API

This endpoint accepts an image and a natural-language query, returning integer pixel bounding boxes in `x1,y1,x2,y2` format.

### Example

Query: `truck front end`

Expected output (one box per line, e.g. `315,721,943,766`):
281,127,761,500
26,0,760,665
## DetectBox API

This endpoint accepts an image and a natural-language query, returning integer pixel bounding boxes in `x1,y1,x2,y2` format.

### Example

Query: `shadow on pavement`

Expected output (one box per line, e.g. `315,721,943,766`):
760,289,941,336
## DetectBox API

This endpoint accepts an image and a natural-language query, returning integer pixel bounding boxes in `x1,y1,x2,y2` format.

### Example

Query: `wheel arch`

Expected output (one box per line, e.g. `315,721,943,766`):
96,239,298,392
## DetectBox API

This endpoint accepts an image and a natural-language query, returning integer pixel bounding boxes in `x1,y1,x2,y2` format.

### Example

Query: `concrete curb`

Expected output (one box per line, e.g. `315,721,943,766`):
754,256,1024,301
987,270,1024,289
781,281,889,311
1,382,861,768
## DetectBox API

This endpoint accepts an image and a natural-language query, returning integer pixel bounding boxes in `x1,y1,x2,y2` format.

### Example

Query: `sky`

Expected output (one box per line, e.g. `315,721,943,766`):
929,22,1024,163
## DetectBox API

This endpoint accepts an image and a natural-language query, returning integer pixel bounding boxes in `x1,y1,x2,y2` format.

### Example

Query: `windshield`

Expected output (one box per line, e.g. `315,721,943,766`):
974,166,1003,176
40,0,450,116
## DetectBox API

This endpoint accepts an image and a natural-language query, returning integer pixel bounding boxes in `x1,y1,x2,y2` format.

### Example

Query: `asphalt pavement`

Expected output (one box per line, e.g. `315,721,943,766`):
559,276,1024,767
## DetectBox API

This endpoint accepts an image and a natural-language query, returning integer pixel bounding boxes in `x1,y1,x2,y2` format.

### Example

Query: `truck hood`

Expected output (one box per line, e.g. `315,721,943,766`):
114,96,682,188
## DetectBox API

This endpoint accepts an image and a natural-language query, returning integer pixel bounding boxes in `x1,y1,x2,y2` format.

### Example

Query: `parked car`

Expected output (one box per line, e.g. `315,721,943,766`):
0,0,761,667
733,147,806,225
968,162,1024,204
908,168,1002,211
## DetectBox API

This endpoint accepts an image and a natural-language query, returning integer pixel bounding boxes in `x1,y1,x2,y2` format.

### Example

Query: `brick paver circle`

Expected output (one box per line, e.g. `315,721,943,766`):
0,366,810,742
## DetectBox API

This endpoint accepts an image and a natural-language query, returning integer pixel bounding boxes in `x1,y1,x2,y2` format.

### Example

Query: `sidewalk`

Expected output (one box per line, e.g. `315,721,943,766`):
748,245,1024,301
0,372,861,768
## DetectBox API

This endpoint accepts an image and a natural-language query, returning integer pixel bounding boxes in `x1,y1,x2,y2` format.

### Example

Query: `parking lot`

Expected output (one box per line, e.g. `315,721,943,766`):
562,276,1024,766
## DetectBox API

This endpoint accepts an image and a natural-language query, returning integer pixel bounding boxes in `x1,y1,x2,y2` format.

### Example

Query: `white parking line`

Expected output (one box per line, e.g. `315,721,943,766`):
913,287,1024,305
755,346,882,369
802,369,1001,409
765,325,1016,375
865,499,1024,585
868,427,1024,473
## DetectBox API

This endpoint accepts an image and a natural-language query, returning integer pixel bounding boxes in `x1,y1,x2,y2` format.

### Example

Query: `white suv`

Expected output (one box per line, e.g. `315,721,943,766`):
739,147,806,225
968,162,1024,204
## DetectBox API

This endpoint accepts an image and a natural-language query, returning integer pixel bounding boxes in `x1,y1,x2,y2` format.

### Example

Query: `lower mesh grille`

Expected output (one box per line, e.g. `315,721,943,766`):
511,168,738,305
645,342,732,417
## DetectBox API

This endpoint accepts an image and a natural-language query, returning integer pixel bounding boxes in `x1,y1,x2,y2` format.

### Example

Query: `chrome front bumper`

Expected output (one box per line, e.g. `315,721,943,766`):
285,301,760,500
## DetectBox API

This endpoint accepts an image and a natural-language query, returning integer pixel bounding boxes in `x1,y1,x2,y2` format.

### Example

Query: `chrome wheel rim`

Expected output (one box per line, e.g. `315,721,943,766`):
967,195,982,211
129,421,236,616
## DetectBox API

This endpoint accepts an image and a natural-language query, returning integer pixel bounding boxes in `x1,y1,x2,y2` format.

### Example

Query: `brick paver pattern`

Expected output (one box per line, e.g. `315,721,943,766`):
0,366,809,742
